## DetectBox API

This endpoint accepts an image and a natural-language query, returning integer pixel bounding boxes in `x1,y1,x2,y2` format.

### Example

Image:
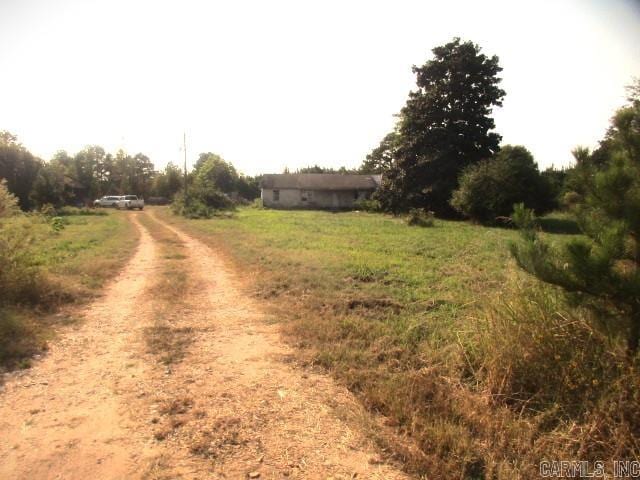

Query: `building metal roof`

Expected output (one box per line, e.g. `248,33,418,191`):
261,173,381,191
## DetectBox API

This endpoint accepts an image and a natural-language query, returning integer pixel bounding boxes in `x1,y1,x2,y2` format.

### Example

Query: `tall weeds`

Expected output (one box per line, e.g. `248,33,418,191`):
0,210,136,372
0,218,44,306
457,285,640,476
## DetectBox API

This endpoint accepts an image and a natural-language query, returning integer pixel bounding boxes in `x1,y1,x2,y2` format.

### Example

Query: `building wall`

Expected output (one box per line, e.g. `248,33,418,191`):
262,188,372,209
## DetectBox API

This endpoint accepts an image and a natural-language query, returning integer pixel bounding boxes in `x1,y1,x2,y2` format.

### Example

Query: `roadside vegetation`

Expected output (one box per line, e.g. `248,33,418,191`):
0,184,137,371
157,205,637,478
171,153,255,219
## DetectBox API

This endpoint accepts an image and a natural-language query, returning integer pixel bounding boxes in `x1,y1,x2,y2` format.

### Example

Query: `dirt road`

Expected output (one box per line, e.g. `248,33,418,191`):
0,211,409,480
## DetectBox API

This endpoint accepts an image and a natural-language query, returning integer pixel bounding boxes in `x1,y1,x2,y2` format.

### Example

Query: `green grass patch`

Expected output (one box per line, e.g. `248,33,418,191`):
0,211,137,372
153,206,634,478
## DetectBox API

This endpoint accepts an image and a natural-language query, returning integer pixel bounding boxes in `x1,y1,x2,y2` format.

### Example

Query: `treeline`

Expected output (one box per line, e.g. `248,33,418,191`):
282,38,576,224
0,133,260,211
359,38,592,223
285,165,358,174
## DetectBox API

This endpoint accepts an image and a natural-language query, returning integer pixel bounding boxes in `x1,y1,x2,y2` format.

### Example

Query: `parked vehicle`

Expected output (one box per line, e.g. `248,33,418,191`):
93,195,123,207
116,195,144,210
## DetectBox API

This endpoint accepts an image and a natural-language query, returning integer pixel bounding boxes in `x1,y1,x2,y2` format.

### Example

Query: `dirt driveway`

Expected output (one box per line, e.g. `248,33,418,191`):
0,211,409,479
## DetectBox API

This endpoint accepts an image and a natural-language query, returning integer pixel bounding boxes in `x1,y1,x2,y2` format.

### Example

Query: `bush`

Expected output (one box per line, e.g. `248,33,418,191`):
0,179,19,218
250,198,264,209
0,220,42,305
406,208,435,227
450,145,553,223
50,216,66,232
171,195,213,219
171,188,235,219
354,198,381,212
0,309,38,369
39,203,57,217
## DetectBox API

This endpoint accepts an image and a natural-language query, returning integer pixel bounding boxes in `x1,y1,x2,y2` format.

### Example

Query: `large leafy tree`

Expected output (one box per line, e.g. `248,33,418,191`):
375,38,505,215
131,153,155,197
0,131,43,209
360,131,398,174
194,153,239,194
511,81,640,354
73,145,106,198
30,161,67,207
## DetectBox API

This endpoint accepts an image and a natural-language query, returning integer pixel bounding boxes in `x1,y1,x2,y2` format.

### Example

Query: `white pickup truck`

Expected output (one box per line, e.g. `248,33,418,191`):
116,195,144,210
94,195,122,207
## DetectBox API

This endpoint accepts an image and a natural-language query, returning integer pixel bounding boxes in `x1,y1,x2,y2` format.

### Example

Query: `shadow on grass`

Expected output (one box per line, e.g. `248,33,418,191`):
486,214,581,235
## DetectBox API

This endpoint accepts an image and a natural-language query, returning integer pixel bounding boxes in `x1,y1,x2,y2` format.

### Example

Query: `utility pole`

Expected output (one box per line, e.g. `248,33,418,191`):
183,132,188,198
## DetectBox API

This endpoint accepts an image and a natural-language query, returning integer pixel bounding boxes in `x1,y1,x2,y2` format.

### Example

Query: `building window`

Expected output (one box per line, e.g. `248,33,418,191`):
301,190,313,202
354,190,359,200
273,190,280,201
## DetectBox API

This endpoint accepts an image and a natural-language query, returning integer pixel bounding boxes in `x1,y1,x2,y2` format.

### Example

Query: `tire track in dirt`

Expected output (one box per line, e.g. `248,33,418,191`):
145,210,410,479
0,214,160,480
0,211,411,479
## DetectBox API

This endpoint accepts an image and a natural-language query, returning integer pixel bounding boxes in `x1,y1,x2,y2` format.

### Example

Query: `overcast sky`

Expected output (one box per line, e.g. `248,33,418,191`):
1,0,639,175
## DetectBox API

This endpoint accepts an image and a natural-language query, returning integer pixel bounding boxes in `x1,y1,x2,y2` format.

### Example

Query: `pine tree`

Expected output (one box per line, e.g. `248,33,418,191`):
511,82,640,354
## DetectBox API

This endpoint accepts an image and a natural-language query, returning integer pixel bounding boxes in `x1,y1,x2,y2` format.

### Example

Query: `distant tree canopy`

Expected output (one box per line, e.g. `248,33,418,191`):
540,166,570,209
367,38,506,215
152,162,183,200
450,145,553,222
294,165,357,174
193,152,260,200
0,134,260,211
0,139,163,208
0,131,42,209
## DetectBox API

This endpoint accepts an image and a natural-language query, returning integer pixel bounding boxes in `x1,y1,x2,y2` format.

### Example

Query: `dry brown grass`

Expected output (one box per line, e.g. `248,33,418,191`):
144,324,194,365
152,207,639,479
137,214,195,366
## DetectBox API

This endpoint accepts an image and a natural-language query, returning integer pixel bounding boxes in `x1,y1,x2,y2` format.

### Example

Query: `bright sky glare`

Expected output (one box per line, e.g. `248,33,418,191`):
1,0,639,175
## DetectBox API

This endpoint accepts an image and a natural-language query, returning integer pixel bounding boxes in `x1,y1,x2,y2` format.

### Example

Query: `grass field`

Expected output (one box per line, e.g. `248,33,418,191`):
156,208,576,351
156,206,636,479
0,209,138,371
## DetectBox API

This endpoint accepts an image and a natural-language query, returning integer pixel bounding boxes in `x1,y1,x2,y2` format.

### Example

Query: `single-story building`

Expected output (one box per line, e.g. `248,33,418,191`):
261,173,382,209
